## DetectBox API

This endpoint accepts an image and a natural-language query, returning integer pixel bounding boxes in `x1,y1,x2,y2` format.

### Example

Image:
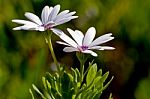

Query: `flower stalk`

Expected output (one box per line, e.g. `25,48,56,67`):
44,31,60,73
76,52,87,83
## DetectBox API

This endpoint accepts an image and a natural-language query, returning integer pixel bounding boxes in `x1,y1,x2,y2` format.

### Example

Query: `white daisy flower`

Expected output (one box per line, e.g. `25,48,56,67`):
57,27,115,57
12,5,78,35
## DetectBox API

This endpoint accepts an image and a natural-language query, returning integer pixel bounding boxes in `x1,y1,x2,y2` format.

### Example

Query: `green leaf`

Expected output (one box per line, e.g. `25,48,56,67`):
91,90,99,99
84,61,94,76
29,89,35,99
75,68,81,82
46,80,51,92
75,80,94,98
42,77,47,90
109,93,113,99
86,90,97,99
96,69,102,77
71,68,78,83
100,71,109,85
54,77,59,91
86,63,97,86
94,76,103,89
95,71,110,91
45,72,55,88
81,90,93,99
67,73,74,82
93,92,102,99
44,92,52,99
61,72,74,98
46,80,56,99
103,76,114,91
32,84,46,99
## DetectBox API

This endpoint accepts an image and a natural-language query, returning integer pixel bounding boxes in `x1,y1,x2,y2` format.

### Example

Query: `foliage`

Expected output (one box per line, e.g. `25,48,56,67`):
30,62,113,99
0,0,150,99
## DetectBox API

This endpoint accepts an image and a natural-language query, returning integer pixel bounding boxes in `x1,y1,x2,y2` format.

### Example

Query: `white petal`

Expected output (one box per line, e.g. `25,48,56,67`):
45,21,55,27
12,19,37,25
38,27,45,31
25,12,42,25
54,16,78,26
59,33,78,48
63,47,78,52
54,10,69,21
83,27,96,46
89,46,101,50
82,50,98,57
64,11,76,18
99,46,115,50
54,18,70,26
56,41,71,46
12,25,38,30
67,28,84,46
48,5,60,21
41,6,51,24
51,28,64,36
90,33,114,47
55,11,77,22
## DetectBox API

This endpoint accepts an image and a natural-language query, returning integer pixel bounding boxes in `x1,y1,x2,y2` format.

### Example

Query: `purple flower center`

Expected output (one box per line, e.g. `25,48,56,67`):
78,45,88,51
42,23,54,29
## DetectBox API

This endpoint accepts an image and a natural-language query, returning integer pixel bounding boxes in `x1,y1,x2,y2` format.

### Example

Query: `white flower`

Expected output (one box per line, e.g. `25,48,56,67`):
56,27,115,57
12,5,78,35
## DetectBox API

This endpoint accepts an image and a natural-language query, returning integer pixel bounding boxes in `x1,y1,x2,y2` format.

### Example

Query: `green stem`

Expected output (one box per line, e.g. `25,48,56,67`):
43,31,60,73
80,55,84,83
76,52,85,84
47,37,58,66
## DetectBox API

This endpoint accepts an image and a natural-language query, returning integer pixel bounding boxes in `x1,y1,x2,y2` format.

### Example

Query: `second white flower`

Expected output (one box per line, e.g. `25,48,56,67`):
57,27,115,57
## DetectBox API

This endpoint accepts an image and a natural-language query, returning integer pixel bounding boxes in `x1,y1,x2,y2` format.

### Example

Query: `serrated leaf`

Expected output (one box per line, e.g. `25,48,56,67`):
86,63,97,86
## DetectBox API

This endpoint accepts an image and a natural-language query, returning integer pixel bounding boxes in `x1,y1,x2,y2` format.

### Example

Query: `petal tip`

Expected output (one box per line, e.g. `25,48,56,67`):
67,28,72,31
13,27,20,30
12,20,15,22
55,4,60,8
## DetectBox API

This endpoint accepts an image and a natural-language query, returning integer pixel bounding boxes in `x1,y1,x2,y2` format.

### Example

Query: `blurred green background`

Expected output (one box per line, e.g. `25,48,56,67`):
0,0,150,99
